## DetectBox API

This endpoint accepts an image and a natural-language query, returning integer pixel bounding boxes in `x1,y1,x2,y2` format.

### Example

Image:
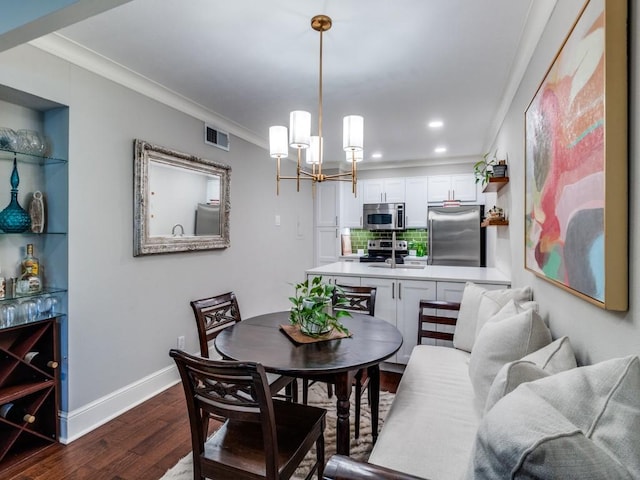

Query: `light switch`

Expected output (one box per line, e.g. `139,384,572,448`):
275,215,281,226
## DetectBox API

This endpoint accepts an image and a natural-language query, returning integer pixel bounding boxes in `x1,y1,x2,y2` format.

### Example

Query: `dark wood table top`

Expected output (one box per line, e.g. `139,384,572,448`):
214,311,403,376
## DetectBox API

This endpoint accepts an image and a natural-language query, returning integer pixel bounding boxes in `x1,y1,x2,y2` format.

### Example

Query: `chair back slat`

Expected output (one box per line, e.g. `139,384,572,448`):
190,292,241,357
333,285,377,316
418,300,460,344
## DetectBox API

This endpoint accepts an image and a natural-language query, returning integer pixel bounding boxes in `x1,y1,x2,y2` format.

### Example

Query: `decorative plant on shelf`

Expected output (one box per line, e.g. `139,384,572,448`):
474,150,508,186
289,276,351,337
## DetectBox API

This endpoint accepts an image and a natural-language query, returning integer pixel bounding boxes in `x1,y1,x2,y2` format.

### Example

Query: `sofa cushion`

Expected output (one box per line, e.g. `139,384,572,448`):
468,356,640,479
369,345,479,480
453,282,487,352
474,287,533,337
469,306,552,404
484,336,577,413
522,335,577,373
484,361,550,413
453,284,533,353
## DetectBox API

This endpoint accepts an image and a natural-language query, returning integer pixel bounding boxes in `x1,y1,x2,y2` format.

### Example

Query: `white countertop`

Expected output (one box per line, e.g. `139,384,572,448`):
307,262,511,285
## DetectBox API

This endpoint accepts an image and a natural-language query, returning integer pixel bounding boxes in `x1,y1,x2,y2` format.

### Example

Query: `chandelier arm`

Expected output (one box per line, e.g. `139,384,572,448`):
353,159,357,195
323,172,354,179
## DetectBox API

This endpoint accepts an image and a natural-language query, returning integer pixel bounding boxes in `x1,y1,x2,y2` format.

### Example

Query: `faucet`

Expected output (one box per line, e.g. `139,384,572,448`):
390,230,397,269
172,223,184,236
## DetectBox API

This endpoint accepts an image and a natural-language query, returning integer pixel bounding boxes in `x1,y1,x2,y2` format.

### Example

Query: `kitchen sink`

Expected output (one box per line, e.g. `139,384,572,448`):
368,264,426,270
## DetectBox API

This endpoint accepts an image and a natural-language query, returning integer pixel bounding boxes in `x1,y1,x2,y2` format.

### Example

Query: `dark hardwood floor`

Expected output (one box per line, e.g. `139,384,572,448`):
4,371,402,480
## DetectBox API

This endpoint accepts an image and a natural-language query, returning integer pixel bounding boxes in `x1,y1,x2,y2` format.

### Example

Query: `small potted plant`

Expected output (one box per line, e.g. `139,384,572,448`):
289,276,351,336
474,151,508,186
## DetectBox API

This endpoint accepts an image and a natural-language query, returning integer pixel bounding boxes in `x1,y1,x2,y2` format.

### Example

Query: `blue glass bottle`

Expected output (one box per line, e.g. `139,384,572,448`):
0,155,32,233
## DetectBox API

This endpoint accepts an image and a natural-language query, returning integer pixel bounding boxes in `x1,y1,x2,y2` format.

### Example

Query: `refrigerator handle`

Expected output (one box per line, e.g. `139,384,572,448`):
428,218,433,265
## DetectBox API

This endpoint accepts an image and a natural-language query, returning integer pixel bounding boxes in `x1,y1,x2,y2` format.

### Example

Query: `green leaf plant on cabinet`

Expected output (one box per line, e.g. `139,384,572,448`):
0,84,68,473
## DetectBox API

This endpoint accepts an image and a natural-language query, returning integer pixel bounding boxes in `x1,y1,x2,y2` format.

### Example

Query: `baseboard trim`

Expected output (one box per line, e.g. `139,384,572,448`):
59,365,180,444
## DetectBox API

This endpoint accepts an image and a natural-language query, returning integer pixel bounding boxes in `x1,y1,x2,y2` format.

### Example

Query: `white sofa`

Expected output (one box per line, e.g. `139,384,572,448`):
324,283,640,480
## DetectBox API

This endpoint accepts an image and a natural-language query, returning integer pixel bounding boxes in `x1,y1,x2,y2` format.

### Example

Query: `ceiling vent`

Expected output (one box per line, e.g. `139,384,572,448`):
204,124,230,151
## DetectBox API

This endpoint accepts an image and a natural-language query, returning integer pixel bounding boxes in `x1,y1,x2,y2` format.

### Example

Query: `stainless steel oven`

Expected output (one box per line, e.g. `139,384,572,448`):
363,203,405,231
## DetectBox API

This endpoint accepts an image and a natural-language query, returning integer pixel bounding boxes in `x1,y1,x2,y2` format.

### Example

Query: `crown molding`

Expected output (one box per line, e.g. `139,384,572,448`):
29,33,268,150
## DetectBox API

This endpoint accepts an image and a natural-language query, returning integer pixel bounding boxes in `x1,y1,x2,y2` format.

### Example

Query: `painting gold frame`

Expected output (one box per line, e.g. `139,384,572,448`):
524,0,627,311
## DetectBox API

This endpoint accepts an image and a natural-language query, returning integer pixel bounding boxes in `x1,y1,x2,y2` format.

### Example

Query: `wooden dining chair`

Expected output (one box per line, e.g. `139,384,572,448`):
190,292,297,403
170,349,326,480
302,285,377,438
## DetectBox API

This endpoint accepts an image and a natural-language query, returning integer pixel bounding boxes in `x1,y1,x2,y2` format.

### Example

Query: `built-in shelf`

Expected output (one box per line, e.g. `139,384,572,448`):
482,177,509,193
481,219,509,227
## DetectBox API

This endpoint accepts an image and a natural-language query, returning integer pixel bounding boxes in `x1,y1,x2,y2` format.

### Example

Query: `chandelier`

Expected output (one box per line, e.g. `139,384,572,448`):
269,15,364,196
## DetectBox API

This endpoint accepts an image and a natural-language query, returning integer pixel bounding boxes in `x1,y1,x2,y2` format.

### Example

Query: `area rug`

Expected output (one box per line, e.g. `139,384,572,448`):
160,383,395,480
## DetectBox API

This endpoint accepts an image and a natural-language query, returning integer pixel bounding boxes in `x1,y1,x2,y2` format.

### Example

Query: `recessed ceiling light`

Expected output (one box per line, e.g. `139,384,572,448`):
371,152,383,159
428,120,444,128
434,146,447,153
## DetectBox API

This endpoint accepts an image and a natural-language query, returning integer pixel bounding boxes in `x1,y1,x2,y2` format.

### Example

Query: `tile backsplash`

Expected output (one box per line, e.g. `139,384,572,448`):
347,229,428,254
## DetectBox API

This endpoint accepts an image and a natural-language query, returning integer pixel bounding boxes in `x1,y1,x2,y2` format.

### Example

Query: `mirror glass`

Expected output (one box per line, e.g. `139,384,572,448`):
134,139,231,256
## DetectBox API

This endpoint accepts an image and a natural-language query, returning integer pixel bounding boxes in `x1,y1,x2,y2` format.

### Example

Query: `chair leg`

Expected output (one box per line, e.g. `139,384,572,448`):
316,432,325,479
291,378,299,403
326,383,333,398
354,370,363,438
303,378,310,405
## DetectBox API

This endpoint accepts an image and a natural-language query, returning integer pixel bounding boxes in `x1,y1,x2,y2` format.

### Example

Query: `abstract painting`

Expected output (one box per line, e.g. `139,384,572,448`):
524,0,627,310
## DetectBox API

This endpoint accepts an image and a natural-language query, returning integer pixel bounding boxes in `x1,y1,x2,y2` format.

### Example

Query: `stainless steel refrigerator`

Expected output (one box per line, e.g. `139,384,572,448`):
427,205,485,266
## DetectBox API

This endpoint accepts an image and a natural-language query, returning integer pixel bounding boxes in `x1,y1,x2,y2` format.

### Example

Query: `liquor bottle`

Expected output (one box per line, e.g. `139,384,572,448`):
0,402,36,424
17,244,42,294
24,351,58,371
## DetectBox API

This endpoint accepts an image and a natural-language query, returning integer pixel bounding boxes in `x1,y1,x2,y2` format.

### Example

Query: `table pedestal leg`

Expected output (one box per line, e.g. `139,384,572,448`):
334,371,354,456
368,364,380,443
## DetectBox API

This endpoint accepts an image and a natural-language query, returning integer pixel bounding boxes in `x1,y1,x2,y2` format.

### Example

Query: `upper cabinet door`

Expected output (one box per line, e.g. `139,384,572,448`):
362,179,384,203
362,178,405,203
404,177,428,227
427,175,453,202
340,181,363,228
451,174,477,202
427,174,477,203
383,178,406,203
315,182,339,227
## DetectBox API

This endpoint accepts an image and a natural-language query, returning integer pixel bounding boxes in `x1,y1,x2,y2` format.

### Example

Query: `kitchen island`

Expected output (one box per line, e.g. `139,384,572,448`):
306,262,510,364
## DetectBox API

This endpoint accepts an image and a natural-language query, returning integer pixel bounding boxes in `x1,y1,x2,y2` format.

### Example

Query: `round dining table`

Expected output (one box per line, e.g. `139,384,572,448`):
214,311,403,456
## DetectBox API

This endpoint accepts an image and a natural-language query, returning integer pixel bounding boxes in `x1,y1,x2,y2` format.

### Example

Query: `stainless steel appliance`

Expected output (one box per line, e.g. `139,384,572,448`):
359,239,408,263
427,205,485,266
363,203,405,231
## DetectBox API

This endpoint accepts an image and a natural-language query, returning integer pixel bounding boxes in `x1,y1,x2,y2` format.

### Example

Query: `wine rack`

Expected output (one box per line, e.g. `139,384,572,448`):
0,317,59,472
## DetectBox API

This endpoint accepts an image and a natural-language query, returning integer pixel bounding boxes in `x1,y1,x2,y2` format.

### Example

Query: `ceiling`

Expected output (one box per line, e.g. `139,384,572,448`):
15,0,555,168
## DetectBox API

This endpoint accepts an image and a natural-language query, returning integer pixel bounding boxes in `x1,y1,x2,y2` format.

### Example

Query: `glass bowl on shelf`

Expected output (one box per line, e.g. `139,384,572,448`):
0,128,18,151
16,129,48,156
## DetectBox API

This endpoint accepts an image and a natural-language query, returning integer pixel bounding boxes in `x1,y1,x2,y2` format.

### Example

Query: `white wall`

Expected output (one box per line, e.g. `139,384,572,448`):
492,0,640,365
0,43,314,440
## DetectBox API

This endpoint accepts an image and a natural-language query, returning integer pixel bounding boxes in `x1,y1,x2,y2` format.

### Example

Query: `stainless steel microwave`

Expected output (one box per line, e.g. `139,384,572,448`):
363,203,405,231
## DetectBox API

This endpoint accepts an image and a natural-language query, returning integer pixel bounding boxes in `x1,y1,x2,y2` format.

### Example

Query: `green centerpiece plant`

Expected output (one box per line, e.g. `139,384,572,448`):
289,276,351,337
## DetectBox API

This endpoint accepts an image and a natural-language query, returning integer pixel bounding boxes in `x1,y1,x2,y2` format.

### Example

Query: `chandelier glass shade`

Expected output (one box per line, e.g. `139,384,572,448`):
268,15,363,196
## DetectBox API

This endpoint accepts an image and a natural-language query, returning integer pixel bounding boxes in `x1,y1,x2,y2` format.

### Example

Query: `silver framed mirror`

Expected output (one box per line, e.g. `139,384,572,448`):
133,139,231,256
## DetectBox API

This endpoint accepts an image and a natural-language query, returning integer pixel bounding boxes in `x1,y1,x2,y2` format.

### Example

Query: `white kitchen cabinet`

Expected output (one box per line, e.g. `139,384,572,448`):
359,277,436,364
315,226,340,265
340,181,363,228
427,174,477,203
315,181,339,227
404,176,428,227
362,178,405,204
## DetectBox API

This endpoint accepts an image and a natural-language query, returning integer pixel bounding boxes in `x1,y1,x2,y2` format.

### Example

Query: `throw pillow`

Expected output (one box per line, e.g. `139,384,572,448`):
474,286,533,339
484,336,577,413
452,282,486,352
469,308,551,403
467,356,640,479
522,335,577,373
484,360,550,413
